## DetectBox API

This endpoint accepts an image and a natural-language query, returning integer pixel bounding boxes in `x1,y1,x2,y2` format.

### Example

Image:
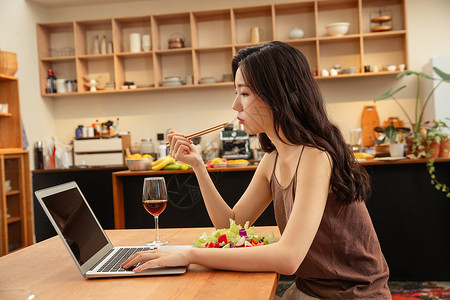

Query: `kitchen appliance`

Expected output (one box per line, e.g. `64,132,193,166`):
220,130,251,160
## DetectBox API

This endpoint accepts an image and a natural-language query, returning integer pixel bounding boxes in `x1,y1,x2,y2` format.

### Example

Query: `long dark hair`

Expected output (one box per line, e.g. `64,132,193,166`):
232,41,370,204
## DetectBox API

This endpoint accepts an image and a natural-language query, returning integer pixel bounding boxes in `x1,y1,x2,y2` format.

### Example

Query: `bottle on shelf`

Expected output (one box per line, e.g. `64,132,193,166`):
93,35,100,54
157,133,167,159
46,69,57,93
101,35,107,54
140,138,155,155
34,141,44,169
92,119,101,136
75,125,83,138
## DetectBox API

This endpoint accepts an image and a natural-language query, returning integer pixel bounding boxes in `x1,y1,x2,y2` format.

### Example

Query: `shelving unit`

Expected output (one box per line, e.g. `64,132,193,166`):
0,75,33,256
36,0,407,97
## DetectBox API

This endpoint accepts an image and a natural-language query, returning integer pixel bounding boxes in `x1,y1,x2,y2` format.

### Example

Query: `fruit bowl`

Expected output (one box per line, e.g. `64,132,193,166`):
211,162,227,168
226,160,249,168
325,22,350,37
126,158,153,171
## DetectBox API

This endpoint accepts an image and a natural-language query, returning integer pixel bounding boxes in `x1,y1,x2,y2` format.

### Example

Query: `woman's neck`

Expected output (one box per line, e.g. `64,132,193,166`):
266,130,302,157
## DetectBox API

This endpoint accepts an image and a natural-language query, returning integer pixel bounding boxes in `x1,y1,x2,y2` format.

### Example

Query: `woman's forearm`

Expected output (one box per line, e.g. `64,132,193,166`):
187,242,298,275
192,164,235,229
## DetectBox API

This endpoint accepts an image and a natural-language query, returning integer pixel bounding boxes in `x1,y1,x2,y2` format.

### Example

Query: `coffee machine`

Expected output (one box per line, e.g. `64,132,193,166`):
220,130,251,159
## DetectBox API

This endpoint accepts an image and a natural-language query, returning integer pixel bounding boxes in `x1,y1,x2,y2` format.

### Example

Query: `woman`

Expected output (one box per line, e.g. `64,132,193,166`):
122,41,391,299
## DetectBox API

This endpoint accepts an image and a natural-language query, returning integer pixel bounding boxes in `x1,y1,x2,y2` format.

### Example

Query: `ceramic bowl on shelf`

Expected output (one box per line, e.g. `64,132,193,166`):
325,22,350,37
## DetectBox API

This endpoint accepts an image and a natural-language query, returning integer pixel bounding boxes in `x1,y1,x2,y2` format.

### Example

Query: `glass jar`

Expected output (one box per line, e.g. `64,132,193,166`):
140,138,155,155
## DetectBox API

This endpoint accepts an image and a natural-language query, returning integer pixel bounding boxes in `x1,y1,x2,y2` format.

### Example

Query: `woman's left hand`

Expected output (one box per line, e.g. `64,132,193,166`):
120,248,191,273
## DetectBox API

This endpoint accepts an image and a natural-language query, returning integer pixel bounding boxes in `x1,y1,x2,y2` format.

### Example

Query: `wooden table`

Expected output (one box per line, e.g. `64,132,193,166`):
0,227,280,299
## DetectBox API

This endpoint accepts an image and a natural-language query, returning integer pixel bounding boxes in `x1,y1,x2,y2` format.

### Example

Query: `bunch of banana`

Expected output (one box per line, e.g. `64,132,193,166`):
353,152,374,160
152,155,175,171
162,161,192,170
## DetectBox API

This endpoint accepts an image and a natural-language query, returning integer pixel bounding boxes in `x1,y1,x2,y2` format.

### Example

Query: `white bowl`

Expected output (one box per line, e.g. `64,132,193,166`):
325,22,350,37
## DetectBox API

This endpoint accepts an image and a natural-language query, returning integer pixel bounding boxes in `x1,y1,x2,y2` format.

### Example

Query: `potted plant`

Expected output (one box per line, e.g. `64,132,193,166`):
384,125,408,157
375,67,450,198
435,118,450,158
412,121,441,159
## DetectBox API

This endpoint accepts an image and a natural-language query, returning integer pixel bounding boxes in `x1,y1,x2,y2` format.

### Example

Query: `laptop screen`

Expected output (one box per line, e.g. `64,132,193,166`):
41,187,109,265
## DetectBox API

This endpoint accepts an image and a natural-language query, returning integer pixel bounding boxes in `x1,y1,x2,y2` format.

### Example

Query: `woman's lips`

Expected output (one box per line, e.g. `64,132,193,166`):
237,117,244,124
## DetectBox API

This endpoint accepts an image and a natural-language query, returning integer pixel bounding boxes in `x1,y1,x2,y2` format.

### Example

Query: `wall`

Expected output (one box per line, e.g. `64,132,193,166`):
1,0,449,169
0,0,55,151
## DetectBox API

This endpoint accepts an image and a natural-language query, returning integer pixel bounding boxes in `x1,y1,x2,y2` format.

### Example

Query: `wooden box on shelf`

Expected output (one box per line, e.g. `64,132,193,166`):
35,0,407,97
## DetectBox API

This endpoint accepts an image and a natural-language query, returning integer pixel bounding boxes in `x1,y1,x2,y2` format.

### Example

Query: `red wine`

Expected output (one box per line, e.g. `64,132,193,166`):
143,199,168,216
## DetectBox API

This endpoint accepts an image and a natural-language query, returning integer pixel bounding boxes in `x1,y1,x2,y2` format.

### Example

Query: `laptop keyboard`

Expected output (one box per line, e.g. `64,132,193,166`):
96,247,152,272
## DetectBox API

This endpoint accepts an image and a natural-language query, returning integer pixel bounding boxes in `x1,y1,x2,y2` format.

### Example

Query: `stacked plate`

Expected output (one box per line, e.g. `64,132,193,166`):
162,76,183,86
199,77,217,84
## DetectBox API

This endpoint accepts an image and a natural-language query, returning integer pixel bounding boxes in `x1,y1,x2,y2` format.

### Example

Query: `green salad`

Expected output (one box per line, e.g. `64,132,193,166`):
192,219,275,248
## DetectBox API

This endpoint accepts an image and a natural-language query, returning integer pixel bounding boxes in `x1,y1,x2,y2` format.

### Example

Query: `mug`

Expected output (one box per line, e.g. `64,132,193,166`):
186,75,193,85
56,79,67,93
0,103,8,113
250,27,264,44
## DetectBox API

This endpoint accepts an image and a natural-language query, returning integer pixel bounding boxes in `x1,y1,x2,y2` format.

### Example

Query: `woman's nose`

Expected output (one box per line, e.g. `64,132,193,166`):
232,95,241,111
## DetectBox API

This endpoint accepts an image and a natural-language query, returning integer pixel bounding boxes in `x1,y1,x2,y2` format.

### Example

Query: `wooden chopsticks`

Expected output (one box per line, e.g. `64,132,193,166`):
166,122,228,145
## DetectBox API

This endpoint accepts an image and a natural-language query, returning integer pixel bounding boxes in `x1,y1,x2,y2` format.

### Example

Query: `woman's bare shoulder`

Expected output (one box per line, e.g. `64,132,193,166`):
302,146,333,169
254,151,277,177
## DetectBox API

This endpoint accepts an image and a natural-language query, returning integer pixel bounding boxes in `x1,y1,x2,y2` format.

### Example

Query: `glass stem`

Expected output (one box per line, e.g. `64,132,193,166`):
154,215,160,242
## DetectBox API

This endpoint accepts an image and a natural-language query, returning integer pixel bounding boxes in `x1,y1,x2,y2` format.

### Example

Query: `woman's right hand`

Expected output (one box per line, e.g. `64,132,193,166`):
167,130,203,169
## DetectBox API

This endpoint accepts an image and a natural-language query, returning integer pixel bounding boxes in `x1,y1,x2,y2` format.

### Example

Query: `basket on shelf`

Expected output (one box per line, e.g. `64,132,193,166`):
0,50,18,76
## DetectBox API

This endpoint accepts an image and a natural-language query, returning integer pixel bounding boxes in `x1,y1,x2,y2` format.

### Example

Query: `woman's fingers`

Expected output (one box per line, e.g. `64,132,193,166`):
167,131,186,147
120,249,190,273
121,252,148,269
170,138,193,158
133,259,159,273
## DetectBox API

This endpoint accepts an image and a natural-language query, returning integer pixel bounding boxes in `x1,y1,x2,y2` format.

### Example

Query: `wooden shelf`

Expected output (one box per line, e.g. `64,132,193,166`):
36,0,407,97
7,217,21,224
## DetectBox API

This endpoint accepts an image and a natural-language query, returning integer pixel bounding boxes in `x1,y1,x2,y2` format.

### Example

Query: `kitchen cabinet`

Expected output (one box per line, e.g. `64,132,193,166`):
0,75,33,256
36,0,407,97
0,150,33,256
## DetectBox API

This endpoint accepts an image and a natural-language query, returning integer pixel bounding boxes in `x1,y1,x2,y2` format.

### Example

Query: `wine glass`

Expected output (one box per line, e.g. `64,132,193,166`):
142,177,169,246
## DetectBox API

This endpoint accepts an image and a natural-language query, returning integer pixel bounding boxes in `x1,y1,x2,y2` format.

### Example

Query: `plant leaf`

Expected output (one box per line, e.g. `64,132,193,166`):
396,70,415,79
396,70,433,80
433,67,450,82
374,86,406,101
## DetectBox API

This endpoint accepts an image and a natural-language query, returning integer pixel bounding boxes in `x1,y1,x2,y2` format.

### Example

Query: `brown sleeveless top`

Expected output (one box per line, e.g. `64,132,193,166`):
270,150,391,299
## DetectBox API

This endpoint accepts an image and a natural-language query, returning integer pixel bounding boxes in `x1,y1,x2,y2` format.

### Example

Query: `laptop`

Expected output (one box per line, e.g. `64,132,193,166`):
35,181,188,278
